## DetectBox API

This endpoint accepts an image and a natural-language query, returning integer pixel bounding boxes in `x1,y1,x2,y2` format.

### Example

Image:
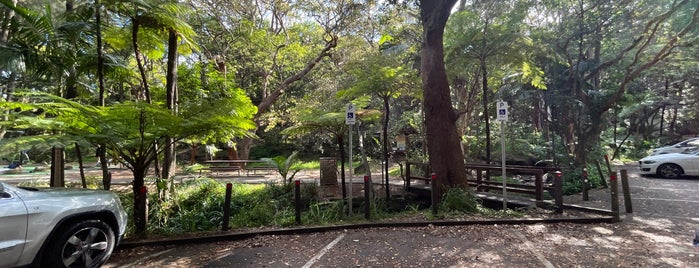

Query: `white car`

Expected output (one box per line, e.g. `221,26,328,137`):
639,149,699,179
0,182,127,267
650,137,699,155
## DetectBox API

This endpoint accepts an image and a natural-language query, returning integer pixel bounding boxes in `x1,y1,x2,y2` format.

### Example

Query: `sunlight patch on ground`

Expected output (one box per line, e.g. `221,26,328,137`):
630,229,678,244
630,216,675,229
591,226,614,235
541,233,567,243
525,224,547,233
657,257,687,267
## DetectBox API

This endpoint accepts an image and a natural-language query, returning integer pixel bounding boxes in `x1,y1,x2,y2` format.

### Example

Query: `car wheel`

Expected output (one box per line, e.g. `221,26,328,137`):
657,164,683,179
43,220,116,268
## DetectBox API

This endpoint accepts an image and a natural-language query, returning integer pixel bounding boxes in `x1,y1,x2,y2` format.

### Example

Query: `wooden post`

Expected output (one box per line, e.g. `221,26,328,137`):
294,180,301,224
222,183,232,231
554,171,563,214
405,162,411,189
610,172,620,222
535,170,543,207
595,160,608,188
364,175,370,220
50,147,65,187
620,169,633,213
476,168,483,192
431,173,438,215
582,168,589,201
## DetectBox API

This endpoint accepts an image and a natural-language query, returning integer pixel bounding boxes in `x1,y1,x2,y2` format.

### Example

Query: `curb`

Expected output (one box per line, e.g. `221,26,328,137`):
116,215,615,250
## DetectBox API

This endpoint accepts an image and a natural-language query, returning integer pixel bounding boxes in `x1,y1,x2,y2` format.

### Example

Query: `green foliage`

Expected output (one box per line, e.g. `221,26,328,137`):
439,187,480,214
249,140,297,160
261,151,302,186
0,92,256,172
148,178,226,234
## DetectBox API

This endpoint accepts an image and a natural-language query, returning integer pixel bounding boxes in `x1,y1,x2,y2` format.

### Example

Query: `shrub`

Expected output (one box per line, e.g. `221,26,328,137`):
439,187,480,214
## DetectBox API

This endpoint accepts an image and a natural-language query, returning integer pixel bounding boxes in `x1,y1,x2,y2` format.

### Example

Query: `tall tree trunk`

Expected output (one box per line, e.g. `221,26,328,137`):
0,0,16,43
420,0,468,193
381,96,390,199
64,1,78,99
95,1,109,188
96,0,105,106
480,58,490,165
162,29,178,184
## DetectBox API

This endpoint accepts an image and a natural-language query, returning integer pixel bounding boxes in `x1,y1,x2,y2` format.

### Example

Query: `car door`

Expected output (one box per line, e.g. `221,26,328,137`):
0,183,29,268
685,152,699,175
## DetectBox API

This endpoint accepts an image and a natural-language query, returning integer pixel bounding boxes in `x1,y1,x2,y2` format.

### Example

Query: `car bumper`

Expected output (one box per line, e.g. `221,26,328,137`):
639,162,659,175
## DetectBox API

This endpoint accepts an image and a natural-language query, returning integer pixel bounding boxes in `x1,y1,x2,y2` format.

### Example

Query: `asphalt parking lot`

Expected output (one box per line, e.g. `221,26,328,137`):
3,164,698,267
103,165,699,267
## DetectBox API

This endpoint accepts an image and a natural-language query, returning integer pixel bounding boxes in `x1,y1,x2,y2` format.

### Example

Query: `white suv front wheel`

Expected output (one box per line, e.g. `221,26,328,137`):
43,220,116,268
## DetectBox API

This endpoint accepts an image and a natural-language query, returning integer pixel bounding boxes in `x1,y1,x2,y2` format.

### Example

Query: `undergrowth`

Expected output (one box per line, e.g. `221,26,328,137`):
114,177,524,238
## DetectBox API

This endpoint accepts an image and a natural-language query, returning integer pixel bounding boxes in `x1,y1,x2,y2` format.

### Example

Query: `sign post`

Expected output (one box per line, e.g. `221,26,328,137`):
346,103,356,214
496,100,508,209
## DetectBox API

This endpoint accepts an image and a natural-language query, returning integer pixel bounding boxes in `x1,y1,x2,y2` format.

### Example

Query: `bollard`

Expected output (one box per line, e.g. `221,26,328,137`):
610,172,620,222
294,180,301,224
554,171,563,214
595,160,608,188
364,175,370,220
582,168,589,201
431,173,438,215
222,183,232,231
620,170,633,213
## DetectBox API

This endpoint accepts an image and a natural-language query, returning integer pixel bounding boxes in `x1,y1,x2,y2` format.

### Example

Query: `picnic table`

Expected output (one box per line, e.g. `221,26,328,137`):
201,160,276,176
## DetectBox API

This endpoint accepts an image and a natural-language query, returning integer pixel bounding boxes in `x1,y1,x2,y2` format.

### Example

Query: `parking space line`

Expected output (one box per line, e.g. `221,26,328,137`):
513,231,555,268
302,233,346,268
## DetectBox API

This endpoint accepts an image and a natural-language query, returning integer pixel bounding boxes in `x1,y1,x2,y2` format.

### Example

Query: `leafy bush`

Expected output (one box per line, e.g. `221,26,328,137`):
439,187,480,214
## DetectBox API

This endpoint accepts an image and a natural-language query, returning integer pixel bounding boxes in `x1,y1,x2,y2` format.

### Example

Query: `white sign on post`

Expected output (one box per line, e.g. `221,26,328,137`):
346,103,356,125
497,101,508,122
346,103,355,214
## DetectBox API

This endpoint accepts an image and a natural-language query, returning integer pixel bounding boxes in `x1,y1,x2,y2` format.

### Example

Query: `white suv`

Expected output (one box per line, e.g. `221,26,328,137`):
0,182,127,267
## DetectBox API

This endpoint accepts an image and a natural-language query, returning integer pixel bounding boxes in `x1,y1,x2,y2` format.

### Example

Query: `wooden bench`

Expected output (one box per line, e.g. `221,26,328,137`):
199,166,241,176
245,164,276,176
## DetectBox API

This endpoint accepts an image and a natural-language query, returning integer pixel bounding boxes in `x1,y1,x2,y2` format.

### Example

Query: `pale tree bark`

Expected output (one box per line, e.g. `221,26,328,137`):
420,0,469,195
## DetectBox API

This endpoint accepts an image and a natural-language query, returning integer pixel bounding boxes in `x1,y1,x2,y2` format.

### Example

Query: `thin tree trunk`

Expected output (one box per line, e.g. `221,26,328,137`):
337,133,347,200
381,96,390,199
132,21,151,103
97,145,110,190
96,0,105,106
75,143,87,188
